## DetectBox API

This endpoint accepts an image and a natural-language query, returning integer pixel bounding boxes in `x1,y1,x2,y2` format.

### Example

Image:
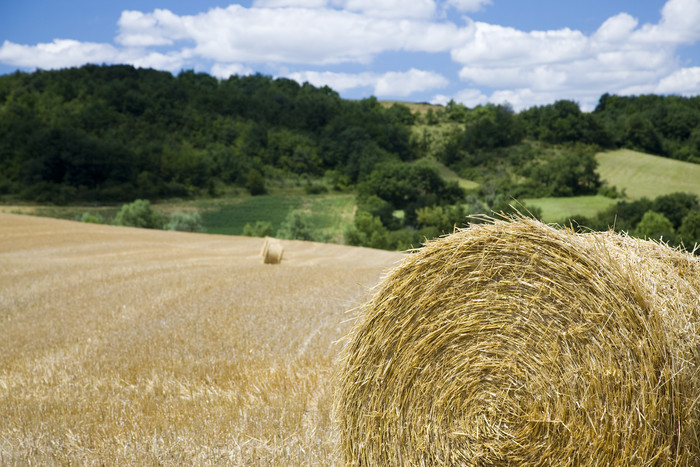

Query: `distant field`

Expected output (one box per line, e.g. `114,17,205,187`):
522,195,618,223
416,156,480,191
0,213,402,465
596,149,700,200
201,193,355,241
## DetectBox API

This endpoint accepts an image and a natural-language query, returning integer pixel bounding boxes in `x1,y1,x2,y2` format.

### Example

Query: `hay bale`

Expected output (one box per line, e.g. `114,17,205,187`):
336,217,700,465
261,237,284,264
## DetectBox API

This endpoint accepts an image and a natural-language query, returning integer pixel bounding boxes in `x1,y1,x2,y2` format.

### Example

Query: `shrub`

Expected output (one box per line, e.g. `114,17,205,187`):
166,212,204,232
78,212,104,224
277,210,315,241
113,199,164,229
242,220,275,237
633,210,675,243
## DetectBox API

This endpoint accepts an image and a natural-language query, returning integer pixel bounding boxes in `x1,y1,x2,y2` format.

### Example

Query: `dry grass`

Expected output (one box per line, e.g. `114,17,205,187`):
336,217,700,465
0,213,402,465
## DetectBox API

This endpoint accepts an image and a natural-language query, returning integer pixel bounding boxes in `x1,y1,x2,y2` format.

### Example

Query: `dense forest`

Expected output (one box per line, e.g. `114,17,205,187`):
1,64,699,249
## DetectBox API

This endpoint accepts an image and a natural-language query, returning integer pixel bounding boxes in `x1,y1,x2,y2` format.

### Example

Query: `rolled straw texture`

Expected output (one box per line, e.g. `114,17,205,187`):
262,238,284,264
336,217,700,465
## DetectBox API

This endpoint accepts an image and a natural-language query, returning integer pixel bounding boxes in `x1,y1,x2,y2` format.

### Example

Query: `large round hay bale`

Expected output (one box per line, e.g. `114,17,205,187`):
261,237,284,264
336,218,700,465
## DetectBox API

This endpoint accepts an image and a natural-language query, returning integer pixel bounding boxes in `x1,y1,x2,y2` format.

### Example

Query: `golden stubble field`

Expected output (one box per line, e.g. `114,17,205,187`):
0,213,403,465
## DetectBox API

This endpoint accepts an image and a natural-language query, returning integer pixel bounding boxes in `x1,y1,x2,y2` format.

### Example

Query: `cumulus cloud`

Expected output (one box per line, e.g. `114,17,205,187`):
374,68,449,96
655,67,700,94
115,5,462,66
432,88,489,107
443,0,700,110
210,63,255,79
446,0,492,13
0,39,120,69
252,0,328,7
2,0,700,106
288,68,448,95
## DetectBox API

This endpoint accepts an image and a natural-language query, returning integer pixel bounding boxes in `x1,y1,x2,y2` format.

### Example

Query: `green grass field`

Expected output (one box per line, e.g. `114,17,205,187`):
415,156,480,191
596,149,700,200
201,193,355,241
522,195,618,223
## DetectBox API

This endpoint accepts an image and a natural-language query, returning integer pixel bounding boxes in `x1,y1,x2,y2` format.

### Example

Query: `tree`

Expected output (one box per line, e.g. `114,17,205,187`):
277,210,315,241
242,220,275,237
113,199,164,229
166,212,204,232
651,192,699,229
678,210,700,250
633,211,675,243
344,211,390,249
245,169,266,195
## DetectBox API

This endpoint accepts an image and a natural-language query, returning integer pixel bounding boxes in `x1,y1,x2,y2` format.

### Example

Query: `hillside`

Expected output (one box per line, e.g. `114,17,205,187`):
0,213,403,464
596,149,700,199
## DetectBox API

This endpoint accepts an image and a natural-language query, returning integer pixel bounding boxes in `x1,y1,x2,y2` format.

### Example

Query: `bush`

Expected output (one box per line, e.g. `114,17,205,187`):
633,211,675,243
345,211,390,249
78,212,104,224
113,199,164,229
243,220,275,237
277,210,315,241
679,210,700,250
166,212,204,232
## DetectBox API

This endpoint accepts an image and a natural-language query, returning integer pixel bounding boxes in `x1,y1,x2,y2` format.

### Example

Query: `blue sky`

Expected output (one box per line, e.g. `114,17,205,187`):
2,0,699,110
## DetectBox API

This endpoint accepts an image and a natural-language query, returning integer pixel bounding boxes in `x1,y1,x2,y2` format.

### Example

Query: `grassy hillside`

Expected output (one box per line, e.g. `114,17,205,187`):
522,195,618,223
0,213,402,464
596,149,700,200
524,149,700,223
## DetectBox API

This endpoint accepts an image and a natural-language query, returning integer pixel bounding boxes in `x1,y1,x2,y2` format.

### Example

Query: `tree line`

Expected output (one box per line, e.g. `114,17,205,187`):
0,64,413,203
1,64,699,249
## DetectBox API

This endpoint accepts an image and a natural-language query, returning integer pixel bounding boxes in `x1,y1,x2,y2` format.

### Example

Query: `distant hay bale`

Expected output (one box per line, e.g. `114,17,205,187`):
261,237,284,264
336,217,700,465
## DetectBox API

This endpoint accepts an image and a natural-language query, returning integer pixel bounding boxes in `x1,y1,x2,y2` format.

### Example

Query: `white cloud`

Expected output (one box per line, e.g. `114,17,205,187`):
655,67,700,94
592,13,638,44
2,0,700,107
633,0,700,44
288,68,448,96
337,0,437,19
374,68,448,96
451,22,588,67
432,88,489,107
252,0,329,7
115,5,462,66
446,0,492,13
0,39,120,69
211,63,255,79
287,70,376,91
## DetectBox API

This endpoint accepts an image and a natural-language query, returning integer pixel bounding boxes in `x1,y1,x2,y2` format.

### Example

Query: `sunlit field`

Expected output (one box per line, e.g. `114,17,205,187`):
0,213,402,465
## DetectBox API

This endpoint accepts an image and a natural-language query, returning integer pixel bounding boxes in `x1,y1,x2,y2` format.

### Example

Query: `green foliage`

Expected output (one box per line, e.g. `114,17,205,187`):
245,169,266,195
415,204,467,239
344,211,390,250
242,220,275,237
633,211,676,243
359,162,464,226
166,212,204,232
276,210,315,241
0,65,416,203
113,199,164,229
77,212,104,224
679,211,700,248
521,144,601,197
651,192,699,229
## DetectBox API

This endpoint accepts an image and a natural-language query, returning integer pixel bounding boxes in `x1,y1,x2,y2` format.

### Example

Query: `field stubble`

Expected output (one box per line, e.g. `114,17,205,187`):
0,213,402,465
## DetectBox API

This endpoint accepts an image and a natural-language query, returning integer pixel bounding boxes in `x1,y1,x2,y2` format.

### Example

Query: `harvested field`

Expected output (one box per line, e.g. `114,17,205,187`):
337,217,700,465
0,213,402,465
